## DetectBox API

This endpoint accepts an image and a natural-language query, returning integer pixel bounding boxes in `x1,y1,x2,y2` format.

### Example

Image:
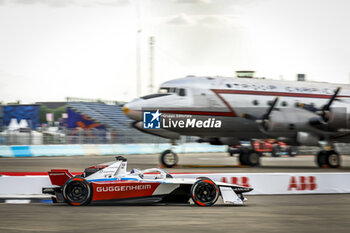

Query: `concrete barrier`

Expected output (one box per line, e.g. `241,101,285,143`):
0,143,228,157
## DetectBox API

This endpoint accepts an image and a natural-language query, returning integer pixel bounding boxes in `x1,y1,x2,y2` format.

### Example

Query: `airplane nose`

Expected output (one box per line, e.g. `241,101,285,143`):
122,102,142,121
122,106,130,115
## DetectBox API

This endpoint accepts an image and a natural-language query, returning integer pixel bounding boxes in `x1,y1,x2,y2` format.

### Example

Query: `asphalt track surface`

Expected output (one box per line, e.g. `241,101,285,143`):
1,153,350,233
0,195,349,233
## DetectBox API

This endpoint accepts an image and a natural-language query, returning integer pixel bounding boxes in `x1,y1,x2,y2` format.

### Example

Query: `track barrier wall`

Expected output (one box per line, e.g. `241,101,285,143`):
0,143,228,157
0,172,349,197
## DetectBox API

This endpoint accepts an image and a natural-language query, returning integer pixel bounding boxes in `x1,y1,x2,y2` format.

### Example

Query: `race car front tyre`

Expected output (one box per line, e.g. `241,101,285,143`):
62,178,92,206
191,177,219,206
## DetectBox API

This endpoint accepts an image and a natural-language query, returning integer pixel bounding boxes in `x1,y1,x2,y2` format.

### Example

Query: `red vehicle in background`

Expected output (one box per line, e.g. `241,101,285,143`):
229,139,297,157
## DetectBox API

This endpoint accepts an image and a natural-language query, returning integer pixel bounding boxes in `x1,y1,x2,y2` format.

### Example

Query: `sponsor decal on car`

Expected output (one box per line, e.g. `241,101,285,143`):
96,184,152,192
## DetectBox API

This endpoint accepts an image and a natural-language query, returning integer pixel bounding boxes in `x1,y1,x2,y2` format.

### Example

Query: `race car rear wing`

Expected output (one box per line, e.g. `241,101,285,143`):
48,169,73,186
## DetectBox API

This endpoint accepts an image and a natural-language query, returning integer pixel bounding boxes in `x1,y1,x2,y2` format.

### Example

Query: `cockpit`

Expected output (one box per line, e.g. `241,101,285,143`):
138,88,187,100
130,168,173,179
159,87,187,97
139,93,171,100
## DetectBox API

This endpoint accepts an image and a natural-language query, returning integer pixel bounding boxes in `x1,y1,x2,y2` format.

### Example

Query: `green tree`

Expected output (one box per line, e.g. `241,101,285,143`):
38,106,51,123
39,105,67,123
53,105,67,121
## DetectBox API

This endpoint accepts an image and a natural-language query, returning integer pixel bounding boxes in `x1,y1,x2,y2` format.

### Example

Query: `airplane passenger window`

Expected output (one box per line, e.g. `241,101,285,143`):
226,84,232,88
253,100,259,106
179,88,186,96
281,101,288,106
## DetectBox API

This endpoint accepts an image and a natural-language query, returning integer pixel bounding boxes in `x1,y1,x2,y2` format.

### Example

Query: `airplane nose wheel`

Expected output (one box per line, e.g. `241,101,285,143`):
160,150,178,168
239,150,261,166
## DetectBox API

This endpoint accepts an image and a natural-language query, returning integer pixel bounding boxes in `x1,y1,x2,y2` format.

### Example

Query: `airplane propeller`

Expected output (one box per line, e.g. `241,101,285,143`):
241,97,279,131
297,87,340,119
297,87,341,130
321,87,341,122
242,87,341,133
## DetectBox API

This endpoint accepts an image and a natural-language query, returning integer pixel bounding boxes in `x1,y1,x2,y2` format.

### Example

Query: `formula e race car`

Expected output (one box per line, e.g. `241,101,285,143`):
43,156,253,206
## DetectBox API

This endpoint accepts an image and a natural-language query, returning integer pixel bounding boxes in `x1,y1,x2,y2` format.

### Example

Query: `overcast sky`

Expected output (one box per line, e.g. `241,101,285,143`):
1,0,350,104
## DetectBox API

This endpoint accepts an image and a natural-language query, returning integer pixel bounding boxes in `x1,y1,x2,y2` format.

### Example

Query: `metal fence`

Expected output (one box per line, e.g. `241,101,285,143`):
0,129,197,145
2,130,350,155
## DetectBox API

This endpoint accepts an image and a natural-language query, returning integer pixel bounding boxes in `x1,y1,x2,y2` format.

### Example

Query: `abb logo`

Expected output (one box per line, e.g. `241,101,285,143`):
220,176,251,188
288,176,317,191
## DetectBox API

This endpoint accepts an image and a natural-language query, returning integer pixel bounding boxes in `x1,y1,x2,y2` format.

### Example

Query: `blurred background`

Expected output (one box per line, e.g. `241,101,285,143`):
1,0,350,151
1,0,350,104
1,1,350,233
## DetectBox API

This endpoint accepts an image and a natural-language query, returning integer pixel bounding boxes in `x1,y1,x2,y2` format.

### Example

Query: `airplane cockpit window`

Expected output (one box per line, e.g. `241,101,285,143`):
159,87,170,93
140,93,170,100
178,88,186,96
159,87,186,96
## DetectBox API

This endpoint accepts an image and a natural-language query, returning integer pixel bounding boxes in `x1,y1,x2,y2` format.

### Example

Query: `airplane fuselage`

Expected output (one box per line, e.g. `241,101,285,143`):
124,76,350,145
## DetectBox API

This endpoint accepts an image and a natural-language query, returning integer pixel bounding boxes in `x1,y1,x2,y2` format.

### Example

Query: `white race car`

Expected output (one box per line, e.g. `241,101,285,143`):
43,156,253,206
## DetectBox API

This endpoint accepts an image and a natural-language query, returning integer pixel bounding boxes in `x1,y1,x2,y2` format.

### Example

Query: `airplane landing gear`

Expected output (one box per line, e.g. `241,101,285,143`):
316,150,341,168
239,149,261,167
160,149,178,168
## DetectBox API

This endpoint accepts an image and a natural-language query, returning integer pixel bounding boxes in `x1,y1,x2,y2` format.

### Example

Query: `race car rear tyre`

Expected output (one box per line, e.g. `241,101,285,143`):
191,177,219,206
160,150,178,168
63,178,92,206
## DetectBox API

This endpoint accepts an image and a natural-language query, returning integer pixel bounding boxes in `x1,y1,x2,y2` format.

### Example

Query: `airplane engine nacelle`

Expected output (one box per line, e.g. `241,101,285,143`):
296,131,319,146
263,109,316,137
198,137,240,146
326,108,349,130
